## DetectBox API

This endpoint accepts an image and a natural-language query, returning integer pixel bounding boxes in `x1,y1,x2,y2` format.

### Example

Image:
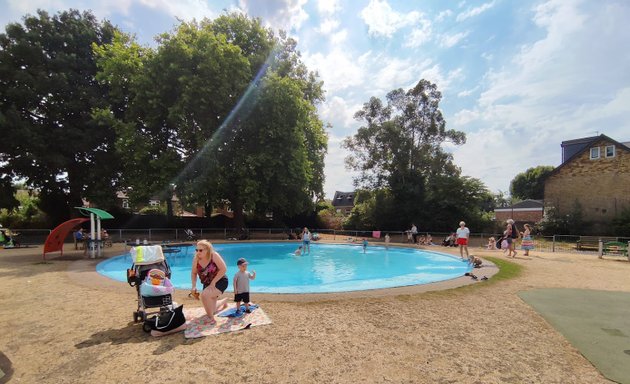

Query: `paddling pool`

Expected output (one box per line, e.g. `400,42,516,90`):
96,242,471,293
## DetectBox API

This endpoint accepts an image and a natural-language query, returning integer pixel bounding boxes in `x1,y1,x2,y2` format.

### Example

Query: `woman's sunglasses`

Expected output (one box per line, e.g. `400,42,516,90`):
196,248,204,252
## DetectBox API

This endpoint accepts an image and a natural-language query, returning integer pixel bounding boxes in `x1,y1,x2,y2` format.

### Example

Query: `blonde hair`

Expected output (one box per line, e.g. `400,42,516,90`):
196,239,214,254
506,219,514,224
459,221,465,226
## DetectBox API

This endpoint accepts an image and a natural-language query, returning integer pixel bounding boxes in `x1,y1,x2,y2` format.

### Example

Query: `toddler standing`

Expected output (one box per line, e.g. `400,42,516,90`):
233,258,256,314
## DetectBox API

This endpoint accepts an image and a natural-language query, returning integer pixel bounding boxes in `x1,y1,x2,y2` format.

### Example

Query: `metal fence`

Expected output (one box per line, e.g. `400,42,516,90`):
6,227,630,258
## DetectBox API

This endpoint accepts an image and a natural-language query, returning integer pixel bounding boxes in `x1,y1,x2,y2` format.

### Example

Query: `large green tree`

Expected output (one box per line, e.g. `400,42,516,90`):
0,10,118,223
344,80,486,231
510,165,555,200
95,14,327,227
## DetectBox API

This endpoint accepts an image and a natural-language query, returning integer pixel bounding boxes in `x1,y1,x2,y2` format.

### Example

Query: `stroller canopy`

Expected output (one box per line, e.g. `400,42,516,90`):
131,245,165,265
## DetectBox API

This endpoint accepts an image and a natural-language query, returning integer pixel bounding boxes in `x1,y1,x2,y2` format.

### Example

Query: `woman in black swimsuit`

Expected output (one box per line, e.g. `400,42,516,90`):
190,240,229,325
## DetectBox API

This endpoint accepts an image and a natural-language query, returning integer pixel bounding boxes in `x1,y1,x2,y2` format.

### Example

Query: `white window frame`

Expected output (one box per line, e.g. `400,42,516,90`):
122,199,130,209
149,199,160,207
590,147,600,160
605,145,615,158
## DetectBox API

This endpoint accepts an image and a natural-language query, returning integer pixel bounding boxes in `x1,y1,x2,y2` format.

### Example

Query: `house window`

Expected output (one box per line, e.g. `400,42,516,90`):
590,147,600,159
605,145,615,158
122,199,130,209
149,199,160,206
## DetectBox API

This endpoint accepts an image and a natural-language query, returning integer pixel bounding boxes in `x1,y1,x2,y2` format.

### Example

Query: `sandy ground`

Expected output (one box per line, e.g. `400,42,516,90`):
0,242,628,384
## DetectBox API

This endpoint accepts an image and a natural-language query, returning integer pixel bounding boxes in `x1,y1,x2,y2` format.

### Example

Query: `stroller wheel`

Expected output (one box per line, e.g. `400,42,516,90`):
133,311,139,323
142,322,152,333
138,310,146,321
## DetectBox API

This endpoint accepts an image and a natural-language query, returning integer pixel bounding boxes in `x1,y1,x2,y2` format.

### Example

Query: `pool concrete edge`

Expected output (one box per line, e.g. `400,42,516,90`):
67,242,499,302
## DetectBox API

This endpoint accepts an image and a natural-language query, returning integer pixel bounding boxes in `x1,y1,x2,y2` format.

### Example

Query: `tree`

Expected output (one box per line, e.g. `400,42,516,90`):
0,10,118,224
95,23,251,217
510,166,555,200
95,14,327,227
343,79,476,230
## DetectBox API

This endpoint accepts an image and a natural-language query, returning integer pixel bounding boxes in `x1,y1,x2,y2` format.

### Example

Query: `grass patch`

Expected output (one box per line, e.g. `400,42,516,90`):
413,256,524,299
482,256,523,283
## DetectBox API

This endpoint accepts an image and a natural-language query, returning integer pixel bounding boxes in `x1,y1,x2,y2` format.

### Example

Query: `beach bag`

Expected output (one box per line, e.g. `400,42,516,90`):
500,239,509,250
145,304,185,333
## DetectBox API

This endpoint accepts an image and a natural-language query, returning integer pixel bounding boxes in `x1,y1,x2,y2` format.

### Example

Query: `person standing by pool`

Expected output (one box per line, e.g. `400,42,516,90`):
410,224,418,244
362,238,368,253
520,223,534,256
506,219,520,258
233,258,256,314
455,221,470,261
384,233,390,249
301,227,311,254
190,240,229,325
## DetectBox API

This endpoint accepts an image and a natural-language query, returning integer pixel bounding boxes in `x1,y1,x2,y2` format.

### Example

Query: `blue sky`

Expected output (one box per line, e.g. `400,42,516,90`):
2,0,629,199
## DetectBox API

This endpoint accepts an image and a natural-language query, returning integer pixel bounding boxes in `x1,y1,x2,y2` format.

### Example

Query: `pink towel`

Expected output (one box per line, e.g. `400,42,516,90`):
372,231,381,238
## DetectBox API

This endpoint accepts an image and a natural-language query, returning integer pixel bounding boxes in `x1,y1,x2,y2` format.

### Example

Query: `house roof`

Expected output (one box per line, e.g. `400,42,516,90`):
332,191,356,207
494,199,543,211
511,199,543,209
551,134,630,177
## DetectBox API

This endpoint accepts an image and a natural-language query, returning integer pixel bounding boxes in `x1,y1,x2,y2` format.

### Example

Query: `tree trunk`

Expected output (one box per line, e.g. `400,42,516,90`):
232,199,246,230
166,194,173,218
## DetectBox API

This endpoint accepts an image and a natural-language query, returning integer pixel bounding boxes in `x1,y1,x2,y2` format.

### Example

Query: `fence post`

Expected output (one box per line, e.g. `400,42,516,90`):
552,235,556,252
598,239,603,259
627,241,630,262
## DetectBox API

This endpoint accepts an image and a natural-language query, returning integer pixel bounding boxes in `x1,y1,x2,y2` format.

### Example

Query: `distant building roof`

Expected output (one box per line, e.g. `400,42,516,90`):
494,199,543,212
560,134,630,164
331,191,356,208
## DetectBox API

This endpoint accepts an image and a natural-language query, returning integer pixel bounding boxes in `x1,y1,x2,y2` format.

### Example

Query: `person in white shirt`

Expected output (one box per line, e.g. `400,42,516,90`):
455,221,470,261
410,224,418,244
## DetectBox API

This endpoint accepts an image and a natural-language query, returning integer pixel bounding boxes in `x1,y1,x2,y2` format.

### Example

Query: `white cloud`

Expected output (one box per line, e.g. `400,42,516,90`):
457,86,478,98
440,31,469,48
318,96,361,133
330,29,348,44
302,49,369,93
359,0,422,38
140,0,214,21
4,0,135,19
456,0,496,22
323,134,358,198
317,0,341,15
403,18,432,48
450,0,630,193
420,65,464,92
238,0,309,32
318,17,340,34
436,9,453,22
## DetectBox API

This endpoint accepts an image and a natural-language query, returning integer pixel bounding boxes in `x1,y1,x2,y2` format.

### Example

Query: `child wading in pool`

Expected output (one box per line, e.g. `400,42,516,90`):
233,258,256,314
362,238,368,253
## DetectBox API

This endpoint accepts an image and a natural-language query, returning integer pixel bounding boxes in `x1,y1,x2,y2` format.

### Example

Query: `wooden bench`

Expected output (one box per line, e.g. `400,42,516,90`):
576,236,616,251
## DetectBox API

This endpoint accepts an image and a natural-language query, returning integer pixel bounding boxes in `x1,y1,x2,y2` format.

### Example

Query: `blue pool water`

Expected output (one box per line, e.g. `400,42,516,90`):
97,242,471,293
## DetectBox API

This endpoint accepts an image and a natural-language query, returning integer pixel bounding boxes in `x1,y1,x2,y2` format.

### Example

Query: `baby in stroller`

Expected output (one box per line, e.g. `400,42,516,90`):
127,245,183,334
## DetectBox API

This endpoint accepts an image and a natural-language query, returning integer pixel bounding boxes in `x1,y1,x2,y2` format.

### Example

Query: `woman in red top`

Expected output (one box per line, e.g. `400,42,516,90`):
190,240,229,324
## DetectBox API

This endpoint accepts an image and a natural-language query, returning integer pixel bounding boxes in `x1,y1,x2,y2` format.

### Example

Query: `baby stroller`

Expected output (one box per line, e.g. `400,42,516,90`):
126,245,174,331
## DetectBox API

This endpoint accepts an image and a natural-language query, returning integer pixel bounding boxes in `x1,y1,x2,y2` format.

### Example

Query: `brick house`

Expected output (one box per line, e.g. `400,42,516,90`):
331,191,356,215
494,199,544,225
544,134,630,228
